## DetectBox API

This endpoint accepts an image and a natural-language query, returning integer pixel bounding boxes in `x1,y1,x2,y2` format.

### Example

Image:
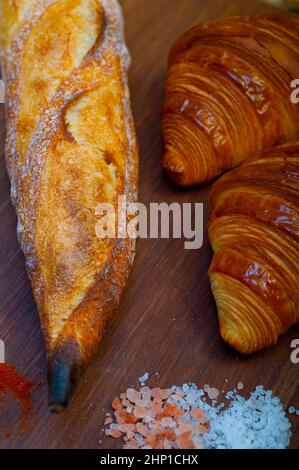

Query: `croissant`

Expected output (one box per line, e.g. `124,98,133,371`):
208,142,299,354
162,15,299,186
0,0,138,411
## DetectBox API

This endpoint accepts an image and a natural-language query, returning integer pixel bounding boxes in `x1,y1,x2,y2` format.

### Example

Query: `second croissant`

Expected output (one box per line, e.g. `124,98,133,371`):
208,142,299,354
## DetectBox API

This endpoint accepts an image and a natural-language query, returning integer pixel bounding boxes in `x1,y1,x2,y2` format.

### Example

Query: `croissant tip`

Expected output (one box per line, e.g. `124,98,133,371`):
162,152,190,186
162,153,184,175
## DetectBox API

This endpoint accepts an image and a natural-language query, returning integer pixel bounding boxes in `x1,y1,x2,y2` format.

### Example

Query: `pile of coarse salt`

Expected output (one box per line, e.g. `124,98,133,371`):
205,386,291,449
102,379,293,449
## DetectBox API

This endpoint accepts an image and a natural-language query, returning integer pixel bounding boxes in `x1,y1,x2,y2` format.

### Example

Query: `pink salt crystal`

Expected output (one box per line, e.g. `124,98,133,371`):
114,408,124,417
118,423,136,433
104,417,113,425
207,387,220,400
195,424,209,435
172,391,185,399
148,409,156,418
114,409,125,424
164,439,172,449
135,396,151,407
132,407,147,419
106,429,123,439
176,432,194,449
153,397,162,405
146,431,157,448
161,417,175,428
136,422,148,437
175,423,193,436
151,399,163,416
103,383,212,449
126,388,139,403
190,408,206,422
148,421,158,430
112,397,122,410
171,405,185,419
159,389,172,400
122,399,131,408
151,388,162,399
126,431,135,440
142,389,152,401
115,417,125,425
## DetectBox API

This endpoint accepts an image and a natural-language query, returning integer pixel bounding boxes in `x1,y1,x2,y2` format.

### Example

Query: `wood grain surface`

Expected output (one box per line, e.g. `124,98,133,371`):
0,0,298,449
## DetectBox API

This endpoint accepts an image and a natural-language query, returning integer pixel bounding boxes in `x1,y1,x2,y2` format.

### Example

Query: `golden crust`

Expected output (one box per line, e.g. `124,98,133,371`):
0,0,138,408
162,15,299,186
208,143,299,354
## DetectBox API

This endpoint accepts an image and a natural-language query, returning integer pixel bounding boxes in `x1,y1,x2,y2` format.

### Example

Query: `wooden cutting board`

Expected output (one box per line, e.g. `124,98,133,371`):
0,0,298,450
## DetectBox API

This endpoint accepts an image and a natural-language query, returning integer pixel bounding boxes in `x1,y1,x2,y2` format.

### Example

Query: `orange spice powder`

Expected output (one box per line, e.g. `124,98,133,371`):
0,364,34,434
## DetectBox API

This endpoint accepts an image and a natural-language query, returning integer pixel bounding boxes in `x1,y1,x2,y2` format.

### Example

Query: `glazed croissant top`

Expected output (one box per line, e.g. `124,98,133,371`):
208,142,299,354
162,15,299,186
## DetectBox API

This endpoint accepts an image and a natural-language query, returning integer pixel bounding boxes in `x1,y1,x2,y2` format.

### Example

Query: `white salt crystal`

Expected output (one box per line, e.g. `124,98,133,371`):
204,387,291,449
207,387,220,400
138,372,149,385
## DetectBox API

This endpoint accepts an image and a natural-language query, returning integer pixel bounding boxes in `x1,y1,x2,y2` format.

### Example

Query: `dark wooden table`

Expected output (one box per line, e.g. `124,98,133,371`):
0,0,298,449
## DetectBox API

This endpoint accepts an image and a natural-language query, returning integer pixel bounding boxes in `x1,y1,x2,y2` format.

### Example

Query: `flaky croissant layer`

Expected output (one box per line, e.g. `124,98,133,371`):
162,15,299,186
208,143,299,354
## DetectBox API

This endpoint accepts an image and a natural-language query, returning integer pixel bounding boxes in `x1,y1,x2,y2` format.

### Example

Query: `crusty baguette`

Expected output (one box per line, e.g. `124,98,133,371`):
0,0,138,411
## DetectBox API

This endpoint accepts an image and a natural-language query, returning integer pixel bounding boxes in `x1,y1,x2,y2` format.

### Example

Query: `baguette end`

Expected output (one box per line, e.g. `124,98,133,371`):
48,343,82,413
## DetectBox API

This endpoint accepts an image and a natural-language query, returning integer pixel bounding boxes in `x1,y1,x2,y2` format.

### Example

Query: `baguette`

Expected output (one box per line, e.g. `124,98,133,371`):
0,0,138,411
